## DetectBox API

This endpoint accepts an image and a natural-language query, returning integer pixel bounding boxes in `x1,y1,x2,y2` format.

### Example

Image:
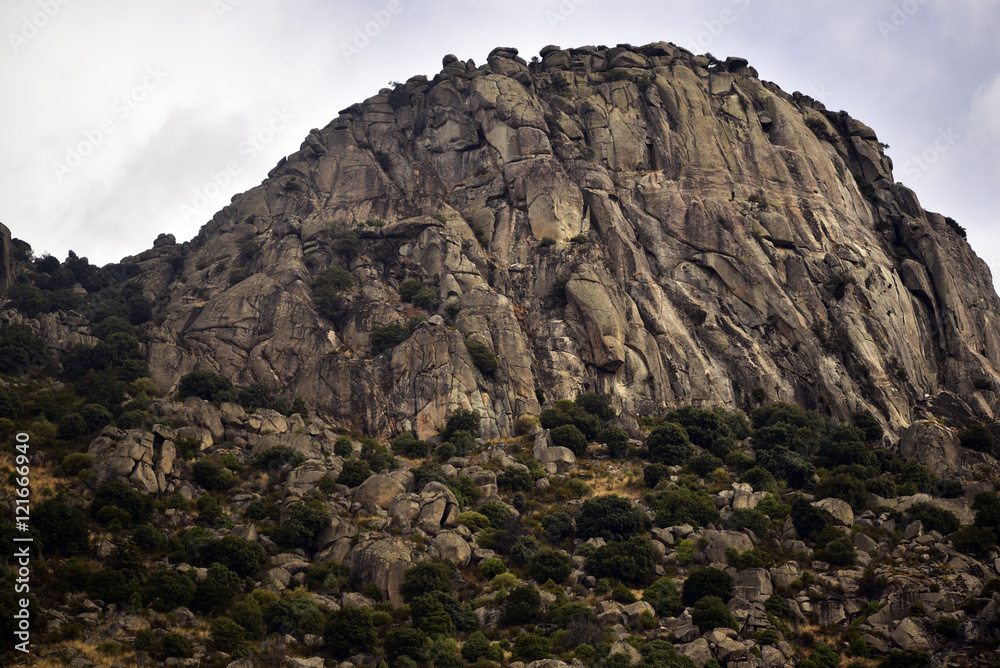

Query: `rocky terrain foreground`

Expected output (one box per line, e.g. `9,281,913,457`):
1,41,999,668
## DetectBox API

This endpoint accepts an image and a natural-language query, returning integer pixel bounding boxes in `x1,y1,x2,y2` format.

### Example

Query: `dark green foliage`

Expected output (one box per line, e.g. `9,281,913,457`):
646,422,693,465
599,424,630,457
905,502,960,535
410,593,455,635
727,508,770,539
852,410,884,442
646,484,720,528
465,339,499,375
400,560,454,602
325,606,378,658
159,632,192,659
820,536,856,566
0,385,22,419
750,424,816,488
445,429,475,456
509,535,542,566
385,627,429,664
829,272,855,299
643,463,672,489
790,495,828,540
541,511,574,541
442,408,481,440
411,463,450,491
204,535,264,577
866,475,897,498
814,473,869,513
513,634,550,661
392,431,429,458
57,412,87,438
177,370,235,402
932,478,964,499
333,436,353,457
576,495,650,541
251,445,306,470
611,582,637,603
530,547,572,583
972,491,1000,534
479,558,506,579
898,461,932,493
751,402,826,431
584,535,657,586
681,568,733,606
756,494,791,520
807,643,840,668
462,631,491,662
478,500,513,529
56,557,91,591
79,403,113,432
116,409,146,430
691,596,738,631
87,568,141,603
34,496,89,557
144,569,196,611
636,640,699,668
192,563,241,613
90,481,153,525
689,452,725,478
229,598,265,640
666,406,741,458
361,440,398,472
132,523,167,552
305,561,351,595
0,323,45,373
765,593,792,619
192,459,233,491
504,585,541,625
370,323,411,352
399,278,423,302
550,423,588,456
643,577,683,616
272,501,330,549
958,424,993,452
316,266,354,291
497,466,534,491
877,651,931,668
237,382,272,410
576,392,615,421
210,616,249,658
815,427,872,469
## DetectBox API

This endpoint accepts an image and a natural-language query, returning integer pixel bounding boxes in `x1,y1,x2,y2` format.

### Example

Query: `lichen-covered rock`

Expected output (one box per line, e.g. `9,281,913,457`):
347,539,412,606
813,498,854,527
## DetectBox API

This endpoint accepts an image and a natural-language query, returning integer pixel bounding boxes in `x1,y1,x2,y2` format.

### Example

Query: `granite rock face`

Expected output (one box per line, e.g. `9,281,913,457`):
54,44,1000,439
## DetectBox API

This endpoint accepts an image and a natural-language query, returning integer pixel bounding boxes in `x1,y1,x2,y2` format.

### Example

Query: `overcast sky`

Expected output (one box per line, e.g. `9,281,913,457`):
2,0,999,289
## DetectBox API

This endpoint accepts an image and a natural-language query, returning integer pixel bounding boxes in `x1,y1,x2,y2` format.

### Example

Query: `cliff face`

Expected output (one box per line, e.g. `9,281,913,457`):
0,223,13,296
125,43,1000,439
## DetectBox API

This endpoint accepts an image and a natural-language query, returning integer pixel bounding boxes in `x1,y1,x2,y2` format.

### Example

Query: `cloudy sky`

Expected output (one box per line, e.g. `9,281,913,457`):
2,0,999,287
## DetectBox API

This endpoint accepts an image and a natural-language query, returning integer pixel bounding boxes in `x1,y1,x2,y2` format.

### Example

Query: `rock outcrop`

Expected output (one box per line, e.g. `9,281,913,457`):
0,222,13,296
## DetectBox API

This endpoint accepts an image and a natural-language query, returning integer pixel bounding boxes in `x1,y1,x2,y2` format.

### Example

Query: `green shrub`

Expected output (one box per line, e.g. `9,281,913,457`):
465,340,499,375
727,508,770,539
809,642,840,668
645,484,720,528
90,481,153,525
159,632,192,659
231,596,266,640
952,524,998,557
400,560,455,601
689,452,725,478
905,502,960,535
851,410,884,442
399,278,423,301
117,409,147,429
478,500,513,529
958,424,993,452
821,536,856,566
790,494,828,540
646,422,692,465
504,585,541,625
337,458,372,487
34,496,89,557
177,370,235,402
442,408,481,440
325,606,377,658
541,511,574,541
479,558,506,579
144,569,195,611
87,568,140,604
370,323,411,352
530,548,572,584
576,495,650,541
333,436,353,457
666,406,739,458
497,466,534,491
512,633,550,661
462,631,491,662
877,650,931,668
509,535,542,566
271,501,330,549
691,595,738,631
756,494,790,520
55,453,94,478
550,423,588,456
584,535,657,586
898,461,932,493
643,463,672,489
193,459,233,491
385,626,430,663
192,563,241,613
598,424,630,457
681,567,733,606
643,577,683,616
210,616,248,657
815,473,869,513
576,392,615,420
726,545,773,569
392,431,429,458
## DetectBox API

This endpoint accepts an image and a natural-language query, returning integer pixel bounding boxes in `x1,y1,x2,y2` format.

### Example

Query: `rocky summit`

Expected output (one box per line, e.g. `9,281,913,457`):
1,42,999,668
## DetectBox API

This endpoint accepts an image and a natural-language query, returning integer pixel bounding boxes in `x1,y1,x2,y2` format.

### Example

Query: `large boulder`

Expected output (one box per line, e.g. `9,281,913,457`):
899,420,965,478
347,539,413,605
431,531,472,566
891,617,935,651
355,474,405,511
701,530,754,563
812,498,854,527
733,568,772,601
